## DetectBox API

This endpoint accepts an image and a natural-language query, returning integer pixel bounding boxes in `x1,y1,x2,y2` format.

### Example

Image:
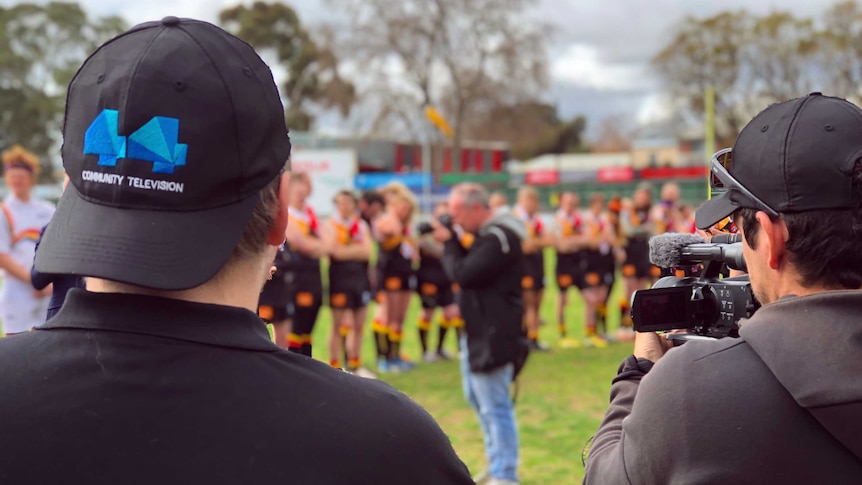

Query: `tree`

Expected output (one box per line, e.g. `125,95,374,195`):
219,2,355,131
0,2,126,180
336,0,548,167
652,10,750,141
820,1,862,102
653,7,862,142
745,12,818,103
470,101,588,160
589,115,633,154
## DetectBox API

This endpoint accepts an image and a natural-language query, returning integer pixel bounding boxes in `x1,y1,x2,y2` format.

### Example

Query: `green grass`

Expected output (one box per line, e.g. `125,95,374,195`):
311,249,632,484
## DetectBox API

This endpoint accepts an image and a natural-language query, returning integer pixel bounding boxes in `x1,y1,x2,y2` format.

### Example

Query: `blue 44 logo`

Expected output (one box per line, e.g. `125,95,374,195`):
84,109,188,175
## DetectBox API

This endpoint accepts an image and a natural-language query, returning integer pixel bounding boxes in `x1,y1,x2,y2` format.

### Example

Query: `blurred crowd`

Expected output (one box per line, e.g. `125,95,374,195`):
256,173,704,377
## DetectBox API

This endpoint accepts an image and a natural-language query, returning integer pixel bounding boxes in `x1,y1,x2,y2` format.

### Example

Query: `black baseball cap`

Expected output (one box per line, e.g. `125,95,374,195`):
696,92,862,230
34,17,291,290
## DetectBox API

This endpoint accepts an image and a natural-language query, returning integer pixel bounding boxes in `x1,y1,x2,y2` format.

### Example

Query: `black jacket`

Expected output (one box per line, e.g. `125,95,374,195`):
585,291,862,484
443,211,527,373
0,290,472,484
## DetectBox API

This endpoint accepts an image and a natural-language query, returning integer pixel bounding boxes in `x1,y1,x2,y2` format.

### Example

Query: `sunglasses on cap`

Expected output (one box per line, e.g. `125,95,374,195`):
710,148,780,219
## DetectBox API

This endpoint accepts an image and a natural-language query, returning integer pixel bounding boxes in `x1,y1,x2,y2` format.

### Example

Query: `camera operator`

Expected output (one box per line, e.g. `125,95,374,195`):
584,93,862,483
436,183,529,485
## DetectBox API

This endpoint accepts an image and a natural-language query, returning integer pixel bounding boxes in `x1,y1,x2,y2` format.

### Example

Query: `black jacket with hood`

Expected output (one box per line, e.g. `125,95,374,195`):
585,291,862,484
442,210,528,373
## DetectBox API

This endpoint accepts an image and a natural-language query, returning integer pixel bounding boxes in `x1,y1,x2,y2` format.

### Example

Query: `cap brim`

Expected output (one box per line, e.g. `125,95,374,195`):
35,186,258,291
695,191,740,230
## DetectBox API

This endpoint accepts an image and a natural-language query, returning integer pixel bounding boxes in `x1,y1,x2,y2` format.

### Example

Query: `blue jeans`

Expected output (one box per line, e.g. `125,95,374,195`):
460,336,519,481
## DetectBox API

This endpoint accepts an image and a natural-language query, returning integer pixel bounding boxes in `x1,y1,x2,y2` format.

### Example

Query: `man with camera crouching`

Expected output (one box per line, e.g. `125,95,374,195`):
585,93,862,483
434,183,529,485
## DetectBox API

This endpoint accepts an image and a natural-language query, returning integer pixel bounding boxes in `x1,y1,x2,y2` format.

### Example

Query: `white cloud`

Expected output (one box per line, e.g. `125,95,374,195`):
551,43,648,92
636,94,674,125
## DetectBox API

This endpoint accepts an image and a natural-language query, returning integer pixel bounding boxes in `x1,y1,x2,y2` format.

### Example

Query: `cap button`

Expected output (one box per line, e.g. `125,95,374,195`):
161,16,180,27
809,91,822,96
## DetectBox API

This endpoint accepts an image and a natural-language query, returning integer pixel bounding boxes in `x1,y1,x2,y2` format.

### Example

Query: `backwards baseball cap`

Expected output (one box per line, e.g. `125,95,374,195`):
696,92,862,230
34,17,291,290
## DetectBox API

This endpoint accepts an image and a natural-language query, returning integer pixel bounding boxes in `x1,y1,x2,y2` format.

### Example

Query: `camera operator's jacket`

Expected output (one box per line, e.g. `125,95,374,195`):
442,211,528,373
585,291,862,484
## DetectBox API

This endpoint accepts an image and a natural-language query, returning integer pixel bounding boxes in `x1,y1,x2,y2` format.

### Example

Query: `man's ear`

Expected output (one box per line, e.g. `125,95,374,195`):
755,211,786,270
267,172,291,246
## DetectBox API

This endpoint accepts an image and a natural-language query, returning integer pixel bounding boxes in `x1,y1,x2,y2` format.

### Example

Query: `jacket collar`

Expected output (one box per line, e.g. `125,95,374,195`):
38,289,277,352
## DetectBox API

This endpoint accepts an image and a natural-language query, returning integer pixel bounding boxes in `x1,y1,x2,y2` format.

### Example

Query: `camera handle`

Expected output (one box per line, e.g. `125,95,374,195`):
668,333,719,346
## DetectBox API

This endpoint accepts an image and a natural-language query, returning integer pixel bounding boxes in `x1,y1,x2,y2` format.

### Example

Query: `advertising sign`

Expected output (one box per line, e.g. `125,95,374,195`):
525,169,559,185
353,172,432,190
597,166,635,183
291,149,357,216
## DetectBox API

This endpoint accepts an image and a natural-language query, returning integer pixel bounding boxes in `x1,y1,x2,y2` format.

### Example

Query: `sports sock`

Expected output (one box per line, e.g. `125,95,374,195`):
287,332,303,354
340,324,350,365
372,319,389,361
558,322,567,338
387,328,402,361
619,298,633,328
436,316,450,352
596,303,608,335
299,334,312,357
451,317,465,341
347,357,360,371
418,316,432,354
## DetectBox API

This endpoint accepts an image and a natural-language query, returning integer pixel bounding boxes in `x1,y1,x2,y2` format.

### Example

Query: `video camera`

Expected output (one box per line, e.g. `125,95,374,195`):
631,233,760,343
417,213,453,236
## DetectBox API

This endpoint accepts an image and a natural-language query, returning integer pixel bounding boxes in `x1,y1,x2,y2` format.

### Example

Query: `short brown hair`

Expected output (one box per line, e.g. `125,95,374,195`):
2,145,40,176
333,189,358,205
231,175,281,261
517,186,537,201
290,171,310,185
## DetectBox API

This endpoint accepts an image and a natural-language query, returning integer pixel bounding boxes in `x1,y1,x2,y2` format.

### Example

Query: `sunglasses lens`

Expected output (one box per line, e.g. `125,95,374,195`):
716,150,732,170
710,149,732,191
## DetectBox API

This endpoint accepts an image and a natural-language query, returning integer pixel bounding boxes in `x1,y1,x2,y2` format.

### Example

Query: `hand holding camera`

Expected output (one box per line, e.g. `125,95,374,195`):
417,213,454,243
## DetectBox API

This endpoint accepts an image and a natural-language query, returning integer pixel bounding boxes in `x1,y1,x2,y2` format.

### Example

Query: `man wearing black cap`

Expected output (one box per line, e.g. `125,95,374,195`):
0,17,471,484
585,93,862,483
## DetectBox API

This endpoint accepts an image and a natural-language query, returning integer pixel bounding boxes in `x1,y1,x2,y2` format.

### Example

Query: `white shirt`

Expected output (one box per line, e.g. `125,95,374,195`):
0,194,55,333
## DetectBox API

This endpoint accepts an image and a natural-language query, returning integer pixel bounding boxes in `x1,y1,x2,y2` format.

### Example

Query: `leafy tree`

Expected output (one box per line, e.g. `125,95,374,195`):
471,100,587,160
0,2,125,180
338,0,548,167
653,10,749,141
589,115,633,154
820,1,862,101
653,6,862,142
219,2,355,131
745,12,818,103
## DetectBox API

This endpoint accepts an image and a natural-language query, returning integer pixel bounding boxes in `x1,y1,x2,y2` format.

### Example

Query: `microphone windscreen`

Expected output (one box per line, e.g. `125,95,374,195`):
649,233,705,268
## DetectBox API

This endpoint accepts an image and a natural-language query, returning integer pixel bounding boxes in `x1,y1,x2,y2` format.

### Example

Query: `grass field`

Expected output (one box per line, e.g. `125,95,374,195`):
311,249,633,484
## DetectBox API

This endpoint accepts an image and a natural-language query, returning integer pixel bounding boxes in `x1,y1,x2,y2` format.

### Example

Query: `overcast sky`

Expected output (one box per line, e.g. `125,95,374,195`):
2,0,842,135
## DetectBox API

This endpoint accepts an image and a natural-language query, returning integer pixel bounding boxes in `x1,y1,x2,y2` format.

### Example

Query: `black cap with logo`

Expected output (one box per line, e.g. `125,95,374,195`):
696,92,862,230
35,17,291,290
